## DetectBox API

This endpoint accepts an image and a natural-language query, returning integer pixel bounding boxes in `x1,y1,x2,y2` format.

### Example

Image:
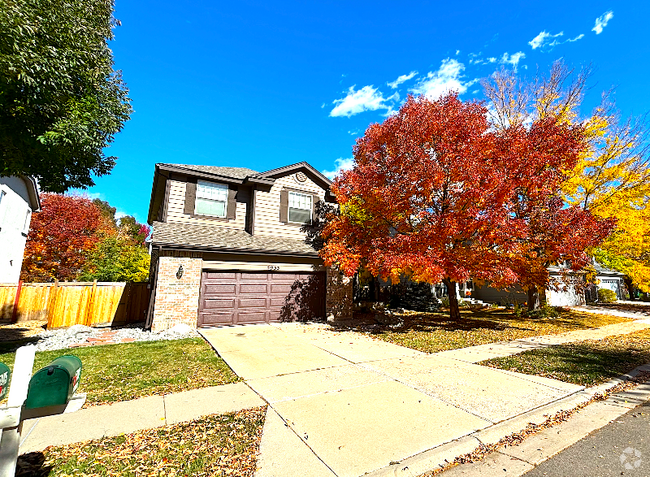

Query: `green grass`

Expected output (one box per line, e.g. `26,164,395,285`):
481,329,650,386
350,308,631,354
0,338,239,406
17,407,266,476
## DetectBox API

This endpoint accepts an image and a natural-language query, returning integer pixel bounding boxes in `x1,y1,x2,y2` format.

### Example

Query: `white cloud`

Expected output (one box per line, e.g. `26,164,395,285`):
323,158,355,180
410,58,469,99
348,130,359,136
330,85,397,117
468,52,498,66
568,33,585,42
387,71,418,89
592,11,614,34
500,51,526,70
528,30,564,49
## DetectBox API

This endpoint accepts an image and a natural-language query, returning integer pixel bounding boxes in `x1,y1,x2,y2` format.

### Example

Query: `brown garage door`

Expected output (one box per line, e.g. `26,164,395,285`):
198,271,326,327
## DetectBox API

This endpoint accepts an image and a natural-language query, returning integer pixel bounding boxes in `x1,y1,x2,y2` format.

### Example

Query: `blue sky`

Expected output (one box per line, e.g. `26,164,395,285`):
87,1,650,223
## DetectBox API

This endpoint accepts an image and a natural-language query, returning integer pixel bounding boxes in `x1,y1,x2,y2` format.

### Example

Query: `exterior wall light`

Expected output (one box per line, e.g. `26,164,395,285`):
176,264,184,279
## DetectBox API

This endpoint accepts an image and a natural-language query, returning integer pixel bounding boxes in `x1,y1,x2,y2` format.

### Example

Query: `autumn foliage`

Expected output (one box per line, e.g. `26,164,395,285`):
321,93,613,318
21,194,151,282
22,194,114,282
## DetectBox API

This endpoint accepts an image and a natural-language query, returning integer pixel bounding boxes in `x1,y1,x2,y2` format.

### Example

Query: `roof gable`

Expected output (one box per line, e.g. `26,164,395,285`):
258,162,332,190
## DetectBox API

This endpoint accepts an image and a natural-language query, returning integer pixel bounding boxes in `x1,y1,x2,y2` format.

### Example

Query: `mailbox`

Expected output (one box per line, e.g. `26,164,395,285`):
24,355,82,409
0,362,9,400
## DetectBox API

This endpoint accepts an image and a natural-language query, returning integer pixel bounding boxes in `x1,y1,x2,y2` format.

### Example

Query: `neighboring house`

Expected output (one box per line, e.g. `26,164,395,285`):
145,162,350,331
0,176,41,284
472,261,626,307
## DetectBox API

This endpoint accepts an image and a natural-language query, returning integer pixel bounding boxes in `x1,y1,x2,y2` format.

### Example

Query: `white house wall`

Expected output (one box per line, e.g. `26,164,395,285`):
0,177,33,284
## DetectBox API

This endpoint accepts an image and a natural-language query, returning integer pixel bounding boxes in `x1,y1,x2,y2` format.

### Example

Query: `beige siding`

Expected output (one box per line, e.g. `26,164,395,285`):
254,173,326,240
165,180,247,230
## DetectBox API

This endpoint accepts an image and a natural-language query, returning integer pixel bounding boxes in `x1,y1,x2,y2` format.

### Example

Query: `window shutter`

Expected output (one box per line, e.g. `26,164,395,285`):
184,181,197,215
311,195,319,224
227,186,237,219
279,189,288,223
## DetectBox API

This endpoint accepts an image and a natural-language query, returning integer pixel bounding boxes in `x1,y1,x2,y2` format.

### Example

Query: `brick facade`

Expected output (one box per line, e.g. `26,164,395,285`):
151,256,203,331
326,267,354,322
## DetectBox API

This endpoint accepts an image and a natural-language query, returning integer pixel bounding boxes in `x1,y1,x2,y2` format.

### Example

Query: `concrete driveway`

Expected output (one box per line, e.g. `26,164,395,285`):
200,324,582,477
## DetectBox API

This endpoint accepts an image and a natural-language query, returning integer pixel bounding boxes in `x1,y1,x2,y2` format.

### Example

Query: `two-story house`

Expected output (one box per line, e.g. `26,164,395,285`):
0,176,41,284
144,161,351,331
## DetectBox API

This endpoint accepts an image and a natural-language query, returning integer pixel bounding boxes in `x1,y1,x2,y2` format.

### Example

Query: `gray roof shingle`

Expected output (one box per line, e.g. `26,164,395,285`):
160,164,260,180
152,221,318,256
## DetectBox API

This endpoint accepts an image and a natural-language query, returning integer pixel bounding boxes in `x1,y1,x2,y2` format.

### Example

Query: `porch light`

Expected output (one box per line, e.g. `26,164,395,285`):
176,264,184,279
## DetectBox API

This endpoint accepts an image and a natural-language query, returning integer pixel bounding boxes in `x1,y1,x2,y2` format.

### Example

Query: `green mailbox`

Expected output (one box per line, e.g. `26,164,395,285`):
0,362,10,400
24,355,82,409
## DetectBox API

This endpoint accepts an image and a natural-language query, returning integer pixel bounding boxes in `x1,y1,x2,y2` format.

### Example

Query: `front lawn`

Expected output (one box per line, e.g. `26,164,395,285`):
342,308,631,354
481,329,650,386
0,338,239,406
17,407,266,476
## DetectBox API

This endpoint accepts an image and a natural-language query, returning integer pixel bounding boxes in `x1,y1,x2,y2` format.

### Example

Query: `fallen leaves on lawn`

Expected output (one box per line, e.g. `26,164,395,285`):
17,407,266,476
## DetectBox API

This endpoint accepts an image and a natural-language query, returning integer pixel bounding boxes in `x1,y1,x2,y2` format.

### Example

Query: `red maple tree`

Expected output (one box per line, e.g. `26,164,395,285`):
21,194,115,282
321,93,595,319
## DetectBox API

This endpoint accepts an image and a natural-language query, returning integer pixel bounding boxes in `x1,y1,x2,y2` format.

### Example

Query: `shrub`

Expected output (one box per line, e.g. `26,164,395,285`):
440,296,450,308
598,288,618,303
525,304,561,319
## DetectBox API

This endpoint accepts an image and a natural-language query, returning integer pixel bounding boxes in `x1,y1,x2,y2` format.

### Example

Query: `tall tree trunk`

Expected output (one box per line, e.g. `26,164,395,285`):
527,287,540,312
443,278,461,321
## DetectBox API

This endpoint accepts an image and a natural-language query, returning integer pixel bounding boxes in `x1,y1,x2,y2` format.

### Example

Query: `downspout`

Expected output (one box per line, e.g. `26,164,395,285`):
144,246,162,330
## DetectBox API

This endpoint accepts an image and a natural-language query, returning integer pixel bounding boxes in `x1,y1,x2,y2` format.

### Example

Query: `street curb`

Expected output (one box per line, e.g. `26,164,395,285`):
365,363,650,477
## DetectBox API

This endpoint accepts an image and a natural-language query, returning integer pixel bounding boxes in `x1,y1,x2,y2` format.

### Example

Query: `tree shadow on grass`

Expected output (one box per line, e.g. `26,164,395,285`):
489,343,650,386
330,309,518,335
16,452,53,476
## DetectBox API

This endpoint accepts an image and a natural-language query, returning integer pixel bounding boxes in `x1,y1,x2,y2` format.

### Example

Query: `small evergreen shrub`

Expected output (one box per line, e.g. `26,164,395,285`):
598,288,617,303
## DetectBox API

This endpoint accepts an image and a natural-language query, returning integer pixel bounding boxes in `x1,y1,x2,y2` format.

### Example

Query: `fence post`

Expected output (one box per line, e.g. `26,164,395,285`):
10,281,22,324
84,280,98,326
45,280,58,329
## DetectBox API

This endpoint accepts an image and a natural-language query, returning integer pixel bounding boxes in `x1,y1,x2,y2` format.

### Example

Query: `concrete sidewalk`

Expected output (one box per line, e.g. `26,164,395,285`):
18,382,264,453
18,316,650,476
201,322,648,477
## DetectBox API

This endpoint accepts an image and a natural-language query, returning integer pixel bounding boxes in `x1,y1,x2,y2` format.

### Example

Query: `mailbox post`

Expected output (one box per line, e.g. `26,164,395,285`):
0,346,86,477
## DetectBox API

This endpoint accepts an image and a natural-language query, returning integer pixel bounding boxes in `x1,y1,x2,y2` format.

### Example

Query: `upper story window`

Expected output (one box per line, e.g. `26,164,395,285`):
288,191,312,224
195,180,228,217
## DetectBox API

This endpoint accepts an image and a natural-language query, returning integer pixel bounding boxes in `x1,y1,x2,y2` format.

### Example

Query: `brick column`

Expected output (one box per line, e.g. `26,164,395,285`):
326,267,354,322
151,256,202,331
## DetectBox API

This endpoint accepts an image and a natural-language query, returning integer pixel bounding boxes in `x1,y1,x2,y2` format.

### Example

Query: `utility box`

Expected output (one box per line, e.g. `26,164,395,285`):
0,362,10,400
24,356,82,409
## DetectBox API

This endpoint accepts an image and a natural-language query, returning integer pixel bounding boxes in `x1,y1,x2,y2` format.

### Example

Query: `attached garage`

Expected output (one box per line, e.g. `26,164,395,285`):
198,271,326,327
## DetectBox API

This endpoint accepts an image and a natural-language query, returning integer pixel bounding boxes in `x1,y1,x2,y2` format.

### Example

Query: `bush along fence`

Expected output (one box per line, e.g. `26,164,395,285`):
0,281,150,329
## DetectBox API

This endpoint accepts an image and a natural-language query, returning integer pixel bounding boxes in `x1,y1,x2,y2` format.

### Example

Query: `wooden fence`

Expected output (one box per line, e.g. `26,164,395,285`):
0,282,150,329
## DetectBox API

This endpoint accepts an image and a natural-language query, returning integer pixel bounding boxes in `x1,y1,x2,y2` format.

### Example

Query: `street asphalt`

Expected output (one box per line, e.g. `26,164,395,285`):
523,400,650,476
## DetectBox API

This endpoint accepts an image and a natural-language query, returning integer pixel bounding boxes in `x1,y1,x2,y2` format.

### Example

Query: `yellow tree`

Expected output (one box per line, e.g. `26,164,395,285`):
483,62,650,293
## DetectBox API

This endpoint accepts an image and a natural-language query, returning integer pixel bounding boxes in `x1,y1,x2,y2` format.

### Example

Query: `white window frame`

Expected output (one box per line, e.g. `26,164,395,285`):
23,208,31,234
195,180,228,218
288,191,312,224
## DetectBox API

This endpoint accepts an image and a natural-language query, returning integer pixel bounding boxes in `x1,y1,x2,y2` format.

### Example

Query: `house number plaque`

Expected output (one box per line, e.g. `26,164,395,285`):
268,265,280,271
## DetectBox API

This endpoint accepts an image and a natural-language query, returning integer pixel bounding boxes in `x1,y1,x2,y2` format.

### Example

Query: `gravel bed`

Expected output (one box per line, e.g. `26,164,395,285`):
33,324,200,351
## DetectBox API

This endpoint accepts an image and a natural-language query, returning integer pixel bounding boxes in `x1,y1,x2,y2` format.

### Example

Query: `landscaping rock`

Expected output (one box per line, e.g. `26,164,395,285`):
32,324,200,351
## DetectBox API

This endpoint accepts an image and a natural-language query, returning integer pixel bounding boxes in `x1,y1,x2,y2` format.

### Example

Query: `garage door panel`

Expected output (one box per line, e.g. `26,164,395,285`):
202,298,237,309
203,284,237,294
198,271,325,327
240,283,268,294
238,297,268,308
204,272,237,280
199,311,235,325
235,311,267,323
240,273,271,281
